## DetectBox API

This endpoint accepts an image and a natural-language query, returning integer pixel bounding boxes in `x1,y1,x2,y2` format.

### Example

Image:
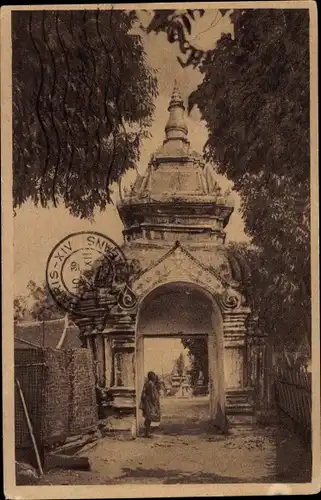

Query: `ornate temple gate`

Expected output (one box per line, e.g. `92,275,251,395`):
72,85,270,428
74,242,266,428
129,243,255,428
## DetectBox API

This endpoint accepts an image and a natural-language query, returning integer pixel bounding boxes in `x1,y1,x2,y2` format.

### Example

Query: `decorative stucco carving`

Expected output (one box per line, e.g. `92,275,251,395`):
131,243,242,309
118,284,137,311
219,288,243,311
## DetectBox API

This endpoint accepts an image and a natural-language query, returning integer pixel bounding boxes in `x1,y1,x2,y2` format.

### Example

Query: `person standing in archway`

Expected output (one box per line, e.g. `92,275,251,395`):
139,371,161,438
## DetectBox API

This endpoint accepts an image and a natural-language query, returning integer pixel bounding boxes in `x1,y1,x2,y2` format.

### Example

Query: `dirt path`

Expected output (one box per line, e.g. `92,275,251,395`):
41,398,311,485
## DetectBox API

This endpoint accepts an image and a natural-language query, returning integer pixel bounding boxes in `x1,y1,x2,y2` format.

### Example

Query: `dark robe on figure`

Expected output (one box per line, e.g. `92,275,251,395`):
139,379,161,422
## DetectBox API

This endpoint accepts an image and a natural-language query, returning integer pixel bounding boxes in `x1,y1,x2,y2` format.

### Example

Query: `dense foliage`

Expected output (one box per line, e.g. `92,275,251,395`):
145,9,206,67
227,242,311,355
148,9,311,352
12,10,158,218
191,9,310,350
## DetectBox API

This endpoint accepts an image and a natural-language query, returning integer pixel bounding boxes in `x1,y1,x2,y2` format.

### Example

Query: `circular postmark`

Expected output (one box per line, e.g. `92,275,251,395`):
46,231,130,315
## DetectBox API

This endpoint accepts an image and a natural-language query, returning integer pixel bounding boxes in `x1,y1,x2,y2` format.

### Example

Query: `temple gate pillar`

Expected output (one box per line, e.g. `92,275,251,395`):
94,334,106,387
222,306,254,413
104,336,113,388
108,332,136,410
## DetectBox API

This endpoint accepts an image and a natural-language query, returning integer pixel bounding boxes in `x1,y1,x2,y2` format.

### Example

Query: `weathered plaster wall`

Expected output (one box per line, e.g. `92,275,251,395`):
224,346,244,389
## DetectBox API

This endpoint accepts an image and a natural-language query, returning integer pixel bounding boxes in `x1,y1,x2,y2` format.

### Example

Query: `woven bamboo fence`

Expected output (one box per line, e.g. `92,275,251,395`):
274,366,311,443
15,347,98,451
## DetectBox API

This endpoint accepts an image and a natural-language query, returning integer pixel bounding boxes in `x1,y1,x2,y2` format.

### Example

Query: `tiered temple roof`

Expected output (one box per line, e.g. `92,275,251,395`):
117,83,235,248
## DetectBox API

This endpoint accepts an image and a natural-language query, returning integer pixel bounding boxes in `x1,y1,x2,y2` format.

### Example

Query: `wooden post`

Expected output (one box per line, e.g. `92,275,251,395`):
15,378,44,477
56,313,69,349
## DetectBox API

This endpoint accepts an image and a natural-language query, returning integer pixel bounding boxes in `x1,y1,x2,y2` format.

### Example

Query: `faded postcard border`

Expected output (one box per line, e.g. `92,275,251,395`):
1,2,319,498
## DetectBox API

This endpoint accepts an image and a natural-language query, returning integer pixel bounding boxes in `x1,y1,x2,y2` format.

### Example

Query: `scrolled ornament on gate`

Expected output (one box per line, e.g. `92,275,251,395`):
118,284,137,311
219,288,241,310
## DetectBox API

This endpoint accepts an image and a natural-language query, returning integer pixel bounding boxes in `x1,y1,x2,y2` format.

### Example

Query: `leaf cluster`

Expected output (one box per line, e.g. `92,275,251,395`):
12,10,158,218
187,10,310,350
145,9,206,67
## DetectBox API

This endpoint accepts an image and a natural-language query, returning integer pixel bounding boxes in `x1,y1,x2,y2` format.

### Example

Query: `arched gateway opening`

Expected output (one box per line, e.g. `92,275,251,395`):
135,281,226,435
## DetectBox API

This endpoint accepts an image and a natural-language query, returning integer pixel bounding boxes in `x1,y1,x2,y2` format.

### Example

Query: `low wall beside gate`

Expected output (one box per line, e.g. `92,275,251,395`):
15,347,98,452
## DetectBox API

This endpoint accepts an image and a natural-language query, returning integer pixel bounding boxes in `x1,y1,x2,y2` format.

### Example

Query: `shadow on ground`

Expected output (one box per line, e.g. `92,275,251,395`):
156,396,224,437
119,467,262,484
274,426,312,482
31,397,312,486
155,420,223,436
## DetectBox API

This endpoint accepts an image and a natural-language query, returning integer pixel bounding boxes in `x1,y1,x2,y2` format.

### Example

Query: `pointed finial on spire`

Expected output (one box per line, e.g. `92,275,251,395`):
168,80,185,111
164,81,188,143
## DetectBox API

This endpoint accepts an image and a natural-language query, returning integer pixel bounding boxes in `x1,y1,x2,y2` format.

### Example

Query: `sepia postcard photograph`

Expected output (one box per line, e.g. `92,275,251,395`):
1,2,320,498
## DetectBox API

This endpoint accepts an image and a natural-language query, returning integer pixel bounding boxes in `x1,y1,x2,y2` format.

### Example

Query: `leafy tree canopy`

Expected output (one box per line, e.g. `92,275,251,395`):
192,9,310,349
148,9,311,350
227,242,311,354
12,9,158,218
